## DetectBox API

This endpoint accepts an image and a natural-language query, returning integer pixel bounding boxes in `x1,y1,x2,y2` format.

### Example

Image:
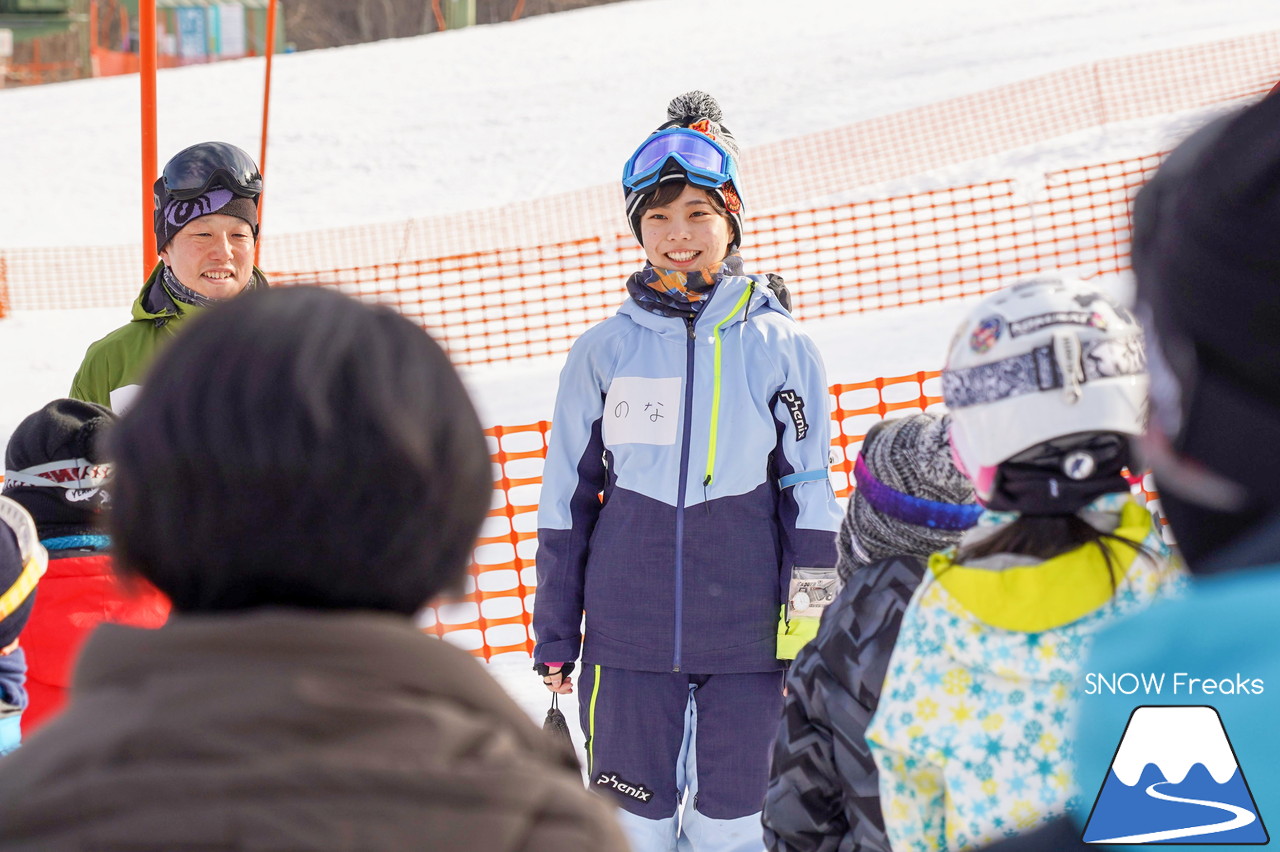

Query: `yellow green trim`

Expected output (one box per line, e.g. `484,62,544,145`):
927,499,1154,632
0,556,44,620
586,664,602,776
776,604,821,660
703,284,755,486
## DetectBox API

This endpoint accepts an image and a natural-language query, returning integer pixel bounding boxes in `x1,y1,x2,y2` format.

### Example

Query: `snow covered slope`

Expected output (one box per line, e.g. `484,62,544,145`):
1,0,1277,247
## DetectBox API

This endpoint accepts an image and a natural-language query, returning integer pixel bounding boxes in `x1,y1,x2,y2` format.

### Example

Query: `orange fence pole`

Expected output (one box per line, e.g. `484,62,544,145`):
89,0,98,75
139,0,158,276
255,0,279,268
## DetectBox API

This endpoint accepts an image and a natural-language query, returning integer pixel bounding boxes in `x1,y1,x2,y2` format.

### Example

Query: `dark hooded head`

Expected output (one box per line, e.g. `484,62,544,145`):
106,286,493,614
1130,95,1280,568
0,497,43,649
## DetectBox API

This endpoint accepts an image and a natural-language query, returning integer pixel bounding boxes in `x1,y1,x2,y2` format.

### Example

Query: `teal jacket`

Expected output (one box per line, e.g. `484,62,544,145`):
1069,564,1280,848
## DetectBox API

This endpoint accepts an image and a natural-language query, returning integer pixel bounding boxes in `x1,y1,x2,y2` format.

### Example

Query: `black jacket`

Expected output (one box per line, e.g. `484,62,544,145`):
762,554,927,852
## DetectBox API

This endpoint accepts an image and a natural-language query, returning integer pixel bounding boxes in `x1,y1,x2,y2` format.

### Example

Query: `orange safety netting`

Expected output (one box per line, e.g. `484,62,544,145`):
420,371,1161,661
0,153,1166,369
268,153,1164,368
3,29,1276,320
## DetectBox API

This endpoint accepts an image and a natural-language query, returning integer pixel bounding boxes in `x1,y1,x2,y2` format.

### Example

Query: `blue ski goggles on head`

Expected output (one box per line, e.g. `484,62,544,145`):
622,127,738,194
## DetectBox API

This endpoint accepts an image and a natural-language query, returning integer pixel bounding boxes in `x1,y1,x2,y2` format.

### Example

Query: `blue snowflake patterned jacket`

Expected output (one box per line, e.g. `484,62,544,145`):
865,494,1184,851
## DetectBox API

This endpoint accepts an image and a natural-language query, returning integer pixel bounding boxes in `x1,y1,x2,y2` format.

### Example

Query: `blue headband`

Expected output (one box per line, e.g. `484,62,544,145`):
853,455,982,531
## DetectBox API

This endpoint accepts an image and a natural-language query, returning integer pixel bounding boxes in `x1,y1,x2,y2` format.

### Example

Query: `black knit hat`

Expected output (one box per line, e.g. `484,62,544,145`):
3,399,116,540
837,412,979,580
155,191,258,252
625,91,745,249
1132,95,1280,507
0,497,45,648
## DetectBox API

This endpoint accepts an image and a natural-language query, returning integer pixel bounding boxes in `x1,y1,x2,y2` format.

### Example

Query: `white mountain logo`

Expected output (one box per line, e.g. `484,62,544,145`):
1082,705,1268,845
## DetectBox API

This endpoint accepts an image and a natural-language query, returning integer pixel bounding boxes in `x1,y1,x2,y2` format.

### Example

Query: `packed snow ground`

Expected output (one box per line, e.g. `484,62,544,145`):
2,0,1276,754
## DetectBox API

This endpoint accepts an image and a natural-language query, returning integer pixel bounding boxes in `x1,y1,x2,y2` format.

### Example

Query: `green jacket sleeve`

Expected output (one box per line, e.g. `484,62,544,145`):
68,346,112,407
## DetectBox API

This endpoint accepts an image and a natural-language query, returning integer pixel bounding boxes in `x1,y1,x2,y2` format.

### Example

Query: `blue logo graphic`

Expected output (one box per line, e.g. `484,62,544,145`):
1082,706,1268,845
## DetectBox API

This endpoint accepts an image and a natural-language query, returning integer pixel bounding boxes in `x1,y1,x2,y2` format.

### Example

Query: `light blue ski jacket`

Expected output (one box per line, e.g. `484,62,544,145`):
532,273,842,674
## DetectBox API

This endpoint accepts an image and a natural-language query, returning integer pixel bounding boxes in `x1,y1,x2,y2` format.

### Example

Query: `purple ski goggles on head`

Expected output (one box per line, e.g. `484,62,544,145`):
622,127,739,194
853,455,982,531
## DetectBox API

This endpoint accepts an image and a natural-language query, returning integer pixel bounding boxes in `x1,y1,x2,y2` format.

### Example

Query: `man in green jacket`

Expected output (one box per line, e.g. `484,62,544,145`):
69,141,269,411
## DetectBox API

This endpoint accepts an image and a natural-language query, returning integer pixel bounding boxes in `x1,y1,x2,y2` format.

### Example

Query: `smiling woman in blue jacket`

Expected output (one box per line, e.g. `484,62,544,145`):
532,91,843,852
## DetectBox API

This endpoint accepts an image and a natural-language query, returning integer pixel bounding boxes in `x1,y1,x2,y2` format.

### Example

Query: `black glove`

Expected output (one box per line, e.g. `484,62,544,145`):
533,661,575,679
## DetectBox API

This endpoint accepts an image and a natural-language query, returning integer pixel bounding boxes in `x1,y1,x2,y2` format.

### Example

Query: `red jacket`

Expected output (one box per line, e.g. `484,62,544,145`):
20,552,169,734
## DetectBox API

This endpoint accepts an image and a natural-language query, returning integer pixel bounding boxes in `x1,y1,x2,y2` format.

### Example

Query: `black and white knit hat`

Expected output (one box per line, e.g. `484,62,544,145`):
625,91,745,249
837,412,979,580
3,399,116,540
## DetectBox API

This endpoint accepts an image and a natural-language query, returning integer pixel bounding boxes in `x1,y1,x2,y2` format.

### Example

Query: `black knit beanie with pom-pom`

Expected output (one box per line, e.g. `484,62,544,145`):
625,90,745,248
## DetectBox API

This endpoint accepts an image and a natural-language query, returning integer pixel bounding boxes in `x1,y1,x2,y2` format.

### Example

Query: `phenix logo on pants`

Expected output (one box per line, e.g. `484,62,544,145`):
595,771,654,803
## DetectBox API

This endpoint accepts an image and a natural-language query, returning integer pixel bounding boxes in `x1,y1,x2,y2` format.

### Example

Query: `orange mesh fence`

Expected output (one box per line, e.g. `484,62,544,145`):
0,255,8,319
421,421,551,658
269,153,1164,367
3,30,1276,316
8,151,1157,371
421,371,1162,661
753,155,1165,320
0,152,1165,371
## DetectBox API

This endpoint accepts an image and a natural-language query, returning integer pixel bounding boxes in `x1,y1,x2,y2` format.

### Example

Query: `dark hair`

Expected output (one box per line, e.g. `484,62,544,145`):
955,433,1157,587
956,506,1158,593
107,286,492,615
637,181,729,219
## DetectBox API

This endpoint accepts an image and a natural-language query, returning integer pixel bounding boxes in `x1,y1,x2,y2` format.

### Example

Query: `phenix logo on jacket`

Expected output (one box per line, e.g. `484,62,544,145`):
533,272,842,674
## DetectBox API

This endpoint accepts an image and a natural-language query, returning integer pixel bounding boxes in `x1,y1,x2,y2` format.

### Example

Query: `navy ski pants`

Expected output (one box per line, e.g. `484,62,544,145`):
578,665,784,821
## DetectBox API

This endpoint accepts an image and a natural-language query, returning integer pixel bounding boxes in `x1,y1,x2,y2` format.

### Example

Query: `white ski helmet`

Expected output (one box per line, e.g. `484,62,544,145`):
942,275,1147,504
